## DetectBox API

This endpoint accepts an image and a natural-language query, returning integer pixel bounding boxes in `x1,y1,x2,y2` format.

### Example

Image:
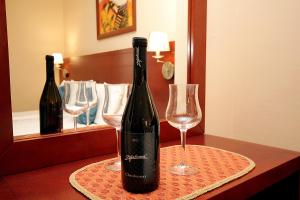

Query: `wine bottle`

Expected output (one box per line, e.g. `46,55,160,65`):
39,55,63,134
121,37,160,193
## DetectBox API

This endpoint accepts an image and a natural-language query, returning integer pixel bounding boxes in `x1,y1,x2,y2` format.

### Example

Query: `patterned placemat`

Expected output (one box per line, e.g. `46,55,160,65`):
70,145,255,200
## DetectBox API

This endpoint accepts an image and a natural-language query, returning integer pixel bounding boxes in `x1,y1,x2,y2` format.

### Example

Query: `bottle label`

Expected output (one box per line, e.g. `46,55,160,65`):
125,154,149,163
123,132,159,181
135,47,142,68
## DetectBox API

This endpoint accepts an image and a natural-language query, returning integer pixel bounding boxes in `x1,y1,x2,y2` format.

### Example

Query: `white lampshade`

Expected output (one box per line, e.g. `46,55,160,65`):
148,32,170,52
52,53,64,64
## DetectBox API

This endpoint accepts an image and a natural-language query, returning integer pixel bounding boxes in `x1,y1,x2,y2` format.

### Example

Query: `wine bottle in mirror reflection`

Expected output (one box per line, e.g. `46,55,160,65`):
39,55,63,134
121,37,160,193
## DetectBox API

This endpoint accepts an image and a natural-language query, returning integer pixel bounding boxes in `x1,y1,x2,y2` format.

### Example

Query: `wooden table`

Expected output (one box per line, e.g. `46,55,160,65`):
0,134,299,200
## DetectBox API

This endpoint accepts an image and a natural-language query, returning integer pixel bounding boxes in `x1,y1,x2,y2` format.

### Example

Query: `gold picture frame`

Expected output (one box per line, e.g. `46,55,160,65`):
96,0,136,40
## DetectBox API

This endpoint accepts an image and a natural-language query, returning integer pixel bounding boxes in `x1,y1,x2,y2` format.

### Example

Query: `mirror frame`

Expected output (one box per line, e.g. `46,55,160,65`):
0,0,206,176
0,0,13,156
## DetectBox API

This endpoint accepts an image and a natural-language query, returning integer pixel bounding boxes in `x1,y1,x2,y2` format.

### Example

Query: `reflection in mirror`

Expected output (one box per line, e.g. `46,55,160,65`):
6,0,181,137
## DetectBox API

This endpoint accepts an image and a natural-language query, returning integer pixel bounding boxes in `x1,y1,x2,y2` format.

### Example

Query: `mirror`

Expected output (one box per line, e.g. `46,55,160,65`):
5,0,184,137
1,0,207,175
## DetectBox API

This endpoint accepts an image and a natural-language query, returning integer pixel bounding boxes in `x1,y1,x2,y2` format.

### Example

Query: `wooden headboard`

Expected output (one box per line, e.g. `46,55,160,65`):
62,42,175,119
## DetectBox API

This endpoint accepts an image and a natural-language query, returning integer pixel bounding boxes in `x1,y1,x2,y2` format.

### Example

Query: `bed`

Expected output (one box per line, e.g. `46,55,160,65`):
13,111,87,136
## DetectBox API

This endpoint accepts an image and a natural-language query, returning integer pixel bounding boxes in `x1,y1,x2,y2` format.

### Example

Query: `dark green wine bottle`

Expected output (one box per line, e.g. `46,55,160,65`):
39,55,63,134
121,37,160,193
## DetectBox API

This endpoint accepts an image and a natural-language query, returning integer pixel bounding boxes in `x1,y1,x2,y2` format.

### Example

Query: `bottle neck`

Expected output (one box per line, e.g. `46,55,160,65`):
133,46,147,85
46,62,55,82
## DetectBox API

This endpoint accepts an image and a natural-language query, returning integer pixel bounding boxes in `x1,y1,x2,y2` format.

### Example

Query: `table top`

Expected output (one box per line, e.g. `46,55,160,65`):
0,134,299,200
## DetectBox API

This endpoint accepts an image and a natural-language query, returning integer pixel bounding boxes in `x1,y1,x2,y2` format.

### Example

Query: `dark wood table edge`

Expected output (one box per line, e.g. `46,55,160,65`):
204,154,300,199
198,134,300,199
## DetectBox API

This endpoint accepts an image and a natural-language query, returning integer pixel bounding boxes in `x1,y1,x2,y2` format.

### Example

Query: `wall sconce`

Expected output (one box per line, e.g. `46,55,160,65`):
148,32,174,80
52,53,64,66
52,53,69,81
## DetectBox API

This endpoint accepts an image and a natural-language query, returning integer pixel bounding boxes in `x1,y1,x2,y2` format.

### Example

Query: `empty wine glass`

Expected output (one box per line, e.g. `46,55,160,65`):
166,84,202,175
85,81,98,126
102,83,131,171
64,81,88,130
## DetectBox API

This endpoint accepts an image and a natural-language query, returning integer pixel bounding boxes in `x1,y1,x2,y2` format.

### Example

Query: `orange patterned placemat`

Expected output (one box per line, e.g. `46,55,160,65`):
69,145,255,200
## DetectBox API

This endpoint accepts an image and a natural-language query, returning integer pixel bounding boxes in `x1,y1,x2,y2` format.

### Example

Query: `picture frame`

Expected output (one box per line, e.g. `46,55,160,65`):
96,0,136,40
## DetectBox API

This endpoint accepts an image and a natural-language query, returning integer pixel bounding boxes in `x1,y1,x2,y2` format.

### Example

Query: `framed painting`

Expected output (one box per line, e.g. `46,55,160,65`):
96,0,136,40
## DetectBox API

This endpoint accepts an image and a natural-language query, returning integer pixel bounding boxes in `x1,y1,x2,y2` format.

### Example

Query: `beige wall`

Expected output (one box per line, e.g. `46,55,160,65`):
63,0,176,56
206,0,300,151
174,0,188,84
6,0,64,112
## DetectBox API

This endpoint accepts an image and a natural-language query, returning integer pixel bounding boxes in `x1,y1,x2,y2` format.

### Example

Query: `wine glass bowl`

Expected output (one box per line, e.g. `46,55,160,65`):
166,114,201,130
85,80,98,126
165,84,202,175
102,114,122,128
63,81,88,130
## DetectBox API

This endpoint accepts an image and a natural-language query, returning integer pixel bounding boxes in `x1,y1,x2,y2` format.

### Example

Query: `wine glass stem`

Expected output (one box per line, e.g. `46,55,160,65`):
180,129,187,166
74,116,77,130
116,128,121,158
86,108,90,126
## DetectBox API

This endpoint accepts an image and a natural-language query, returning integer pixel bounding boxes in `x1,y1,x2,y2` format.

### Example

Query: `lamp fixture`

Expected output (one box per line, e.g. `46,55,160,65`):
52,53,64,65
52,53,69,81
148,31,174,80
148,31,170,62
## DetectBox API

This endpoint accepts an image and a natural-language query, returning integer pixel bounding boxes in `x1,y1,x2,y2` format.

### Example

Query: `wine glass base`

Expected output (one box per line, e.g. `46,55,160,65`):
105,159,121,171
170,164,198,176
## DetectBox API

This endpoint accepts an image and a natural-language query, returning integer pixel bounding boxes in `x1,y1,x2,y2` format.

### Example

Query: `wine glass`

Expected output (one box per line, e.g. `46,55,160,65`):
102,83,131,171
165,84,202,175
64,81,88,130
85,81,98,126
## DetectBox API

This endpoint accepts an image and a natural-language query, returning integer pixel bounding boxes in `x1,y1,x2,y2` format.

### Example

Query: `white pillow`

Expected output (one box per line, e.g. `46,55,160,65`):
59,80,65,87
94,83,106,124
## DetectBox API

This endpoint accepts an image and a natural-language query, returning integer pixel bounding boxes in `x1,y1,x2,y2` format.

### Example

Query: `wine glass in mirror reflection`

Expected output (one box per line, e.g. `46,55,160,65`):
63,81,88,130
102,83,132,171
165,84,202,175
85,81,98,126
